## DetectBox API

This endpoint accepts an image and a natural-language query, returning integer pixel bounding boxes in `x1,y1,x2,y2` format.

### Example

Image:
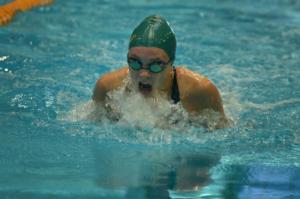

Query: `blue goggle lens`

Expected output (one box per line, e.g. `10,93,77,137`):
128,59,166,73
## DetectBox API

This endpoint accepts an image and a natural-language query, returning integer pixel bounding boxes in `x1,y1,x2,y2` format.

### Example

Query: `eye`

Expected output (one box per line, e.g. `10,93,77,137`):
151,61,165,66
128,57,142,70
128,57,141,64
149,64,163,73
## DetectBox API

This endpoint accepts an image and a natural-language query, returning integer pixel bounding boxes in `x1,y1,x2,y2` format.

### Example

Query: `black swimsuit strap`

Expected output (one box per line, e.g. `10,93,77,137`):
171,67,180,104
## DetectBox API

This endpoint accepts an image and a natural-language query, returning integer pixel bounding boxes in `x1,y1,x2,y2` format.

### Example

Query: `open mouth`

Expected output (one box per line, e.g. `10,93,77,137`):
138,82,152,94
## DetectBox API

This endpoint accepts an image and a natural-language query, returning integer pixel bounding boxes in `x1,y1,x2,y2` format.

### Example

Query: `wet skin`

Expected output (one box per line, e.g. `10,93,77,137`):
127,47,174,98
93,46,227,125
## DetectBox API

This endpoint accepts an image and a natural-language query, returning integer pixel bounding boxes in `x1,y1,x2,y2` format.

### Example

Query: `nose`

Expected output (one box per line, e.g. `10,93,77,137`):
138,69,151,78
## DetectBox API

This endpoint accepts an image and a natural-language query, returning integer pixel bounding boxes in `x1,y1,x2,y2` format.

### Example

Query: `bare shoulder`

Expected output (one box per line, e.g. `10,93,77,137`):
176,67,215,98
175,66,224,114
96,67,129,90
93,67,129,102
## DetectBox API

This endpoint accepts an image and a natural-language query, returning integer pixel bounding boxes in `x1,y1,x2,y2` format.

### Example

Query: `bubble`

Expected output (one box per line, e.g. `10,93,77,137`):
2,68,13,74
62,77,230,144
59,100,106,122
0,56,9,61
105,83,185,129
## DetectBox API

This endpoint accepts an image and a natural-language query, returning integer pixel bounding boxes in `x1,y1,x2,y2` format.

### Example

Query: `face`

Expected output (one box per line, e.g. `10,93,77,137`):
127,47,173,97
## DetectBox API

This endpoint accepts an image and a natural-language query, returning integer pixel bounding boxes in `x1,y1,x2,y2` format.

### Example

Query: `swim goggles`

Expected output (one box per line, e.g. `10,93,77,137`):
127,57,170,73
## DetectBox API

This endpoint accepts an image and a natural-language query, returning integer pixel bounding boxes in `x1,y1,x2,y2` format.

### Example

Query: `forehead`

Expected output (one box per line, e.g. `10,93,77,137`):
128,47,169,61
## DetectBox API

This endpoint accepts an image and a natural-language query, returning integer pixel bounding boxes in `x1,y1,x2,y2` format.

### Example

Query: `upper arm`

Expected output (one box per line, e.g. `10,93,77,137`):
194,81,225,114
92,67,129,103
179,71,229,128
177,68,225,115
92,77,108,103
184,81,224,114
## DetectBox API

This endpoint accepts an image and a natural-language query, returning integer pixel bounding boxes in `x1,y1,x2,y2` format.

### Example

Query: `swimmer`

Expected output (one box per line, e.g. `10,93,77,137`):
93,15,228,128
0,0,53,26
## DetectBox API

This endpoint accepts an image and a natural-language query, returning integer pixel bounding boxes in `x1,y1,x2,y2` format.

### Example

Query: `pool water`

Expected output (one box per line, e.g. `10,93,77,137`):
0,0,300,198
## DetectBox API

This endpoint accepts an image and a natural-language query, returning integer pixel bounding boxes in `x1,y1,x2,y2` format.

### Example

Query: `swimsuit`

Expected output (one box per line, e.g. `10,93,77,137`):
171,67,180,104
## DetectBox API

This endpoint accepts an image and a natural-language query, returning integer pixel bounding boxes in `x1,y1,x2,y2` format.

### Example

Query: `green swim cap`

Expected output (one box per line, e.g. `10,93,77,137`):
129,15,176,63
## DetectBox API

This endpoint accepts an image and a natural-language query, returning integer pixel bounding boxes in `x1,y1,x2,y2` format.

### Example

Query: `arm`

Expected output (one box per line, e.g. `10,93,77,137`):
92,67,129,104
177,67,228,127
185,80,228,128
186,80,225,115
92,67,129,121
92,76,108,104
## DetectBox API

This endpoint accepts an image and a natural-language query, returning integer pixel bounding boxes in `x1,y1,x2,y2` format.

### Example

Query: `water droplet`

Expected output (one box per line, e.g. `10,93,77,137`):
0,56,9,61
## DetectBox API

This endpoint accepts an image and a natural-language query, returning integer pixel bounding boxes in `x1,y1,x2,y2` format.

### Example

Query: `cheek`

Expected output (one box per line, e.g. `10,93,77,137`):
129,70,142,86
152,73,167,87
129,70,138,79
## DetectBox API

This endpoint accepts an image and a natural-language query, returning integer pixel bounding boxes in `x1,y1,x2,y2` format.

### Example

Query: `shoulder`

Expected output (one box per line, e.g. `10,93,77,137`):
97,67,128,88
175,67,215,96
93,67,129,102
175,66,224,114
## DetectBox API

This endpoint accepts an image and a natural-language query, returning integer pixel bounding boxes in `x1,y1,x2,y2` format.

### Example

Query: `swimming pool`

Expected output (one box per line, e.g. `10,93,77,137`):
0,0,299,198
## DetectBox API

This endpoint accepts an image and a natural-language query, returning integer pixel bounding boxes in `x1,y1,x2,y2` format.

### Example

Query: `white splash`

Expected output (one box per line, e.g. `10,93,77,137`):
0,56,9,61
61,81,231,144
61,100,106,122
106,84,184,129
244,98,300,111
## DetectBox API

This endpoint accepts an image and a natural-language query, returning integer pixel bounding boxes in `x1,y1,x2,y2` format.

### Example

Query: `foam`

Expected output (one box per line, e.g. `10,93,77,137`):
60,83,236,145
243,98,300,111
60,100,105,123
